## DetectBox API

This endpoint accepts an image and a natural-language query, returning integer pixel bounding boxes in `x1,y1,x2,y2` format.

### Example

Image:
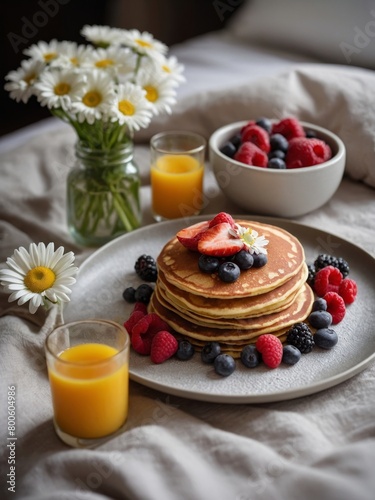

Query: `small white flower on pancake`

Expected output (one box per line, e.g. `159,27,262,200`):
0,243,78,314
229,224,269,254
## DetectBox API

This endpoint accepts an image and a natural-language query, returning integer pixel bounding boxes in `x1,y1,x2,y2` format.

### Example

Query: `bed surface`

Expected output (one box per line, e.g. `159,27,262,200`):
1,13,375,500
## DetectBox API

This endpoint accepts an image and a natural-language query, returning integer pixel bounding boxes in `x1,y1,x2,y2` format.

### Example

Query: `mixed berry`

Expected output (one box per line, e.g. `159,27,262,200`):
176,212,268,283
220,116,332,170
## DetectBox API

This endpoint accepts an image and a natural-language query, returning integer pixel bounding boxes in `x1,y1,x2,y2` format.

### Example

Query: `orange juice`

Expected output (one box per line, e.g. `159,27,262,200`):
48,343,128,439
151,154,204,219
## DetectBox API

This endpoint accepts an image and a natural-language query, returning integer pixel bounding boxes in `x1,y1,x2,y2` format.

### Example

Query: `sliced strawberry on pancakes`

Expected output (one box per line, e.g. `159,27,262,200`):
198,222,244,257
208,212,236,228
176,220,210,251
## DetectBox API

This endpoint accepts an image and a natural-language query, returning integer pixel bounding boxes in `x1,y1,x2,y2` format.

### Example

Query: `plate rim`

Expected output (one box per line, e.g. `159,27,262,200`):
70,214,375,404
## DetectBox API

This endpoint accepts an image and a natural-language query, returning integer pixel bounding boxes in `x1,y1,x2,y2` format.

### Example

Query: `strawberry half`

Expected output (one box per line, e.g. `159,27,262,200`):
176,221,210,251
198,222,244,257
209,212,236,228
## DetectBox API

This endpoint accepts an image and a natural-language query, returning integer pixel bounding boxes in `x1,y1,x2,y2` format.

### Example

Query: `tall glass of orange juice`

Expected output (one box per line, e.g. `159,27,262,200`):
150,131,206,221
45,319,130,448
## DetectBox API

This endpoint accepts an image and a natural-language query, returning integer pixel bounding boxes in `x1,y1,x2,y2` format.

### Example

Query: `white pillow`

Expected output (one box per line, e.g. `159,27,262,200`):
228,0,375,69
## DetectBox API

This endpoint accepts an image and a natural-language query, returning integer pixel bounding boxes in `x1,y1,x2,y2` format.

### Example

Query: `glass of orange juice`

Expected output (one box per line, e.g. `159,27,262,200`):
45,319,130,448
150,131,206,221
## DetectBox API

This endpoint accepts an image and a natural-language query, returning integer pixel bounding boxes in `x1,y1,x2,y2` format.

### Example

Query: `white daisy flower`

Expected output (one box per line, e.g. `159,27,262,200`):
71,70,115,124
4,59,45,103
23,39,62,64
34,69,85,111
81,24,123,47
54,41,94,68
137,70,177,115
159,55,185,85
110,82,152,132
229,224,269,254
120,29,167,63
0,242,78,314
85,46,132,75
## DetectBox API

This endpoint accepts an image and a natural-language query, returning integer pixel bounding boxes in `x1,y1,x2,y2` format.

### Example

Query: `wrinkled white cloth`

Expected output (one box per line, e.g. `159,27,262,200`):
1,61,375,500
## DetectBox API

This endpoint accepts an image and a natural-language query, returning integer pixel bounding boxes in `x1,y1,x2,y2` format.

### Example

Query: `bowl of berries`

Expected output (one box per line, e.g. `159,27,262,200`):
209,117,346,218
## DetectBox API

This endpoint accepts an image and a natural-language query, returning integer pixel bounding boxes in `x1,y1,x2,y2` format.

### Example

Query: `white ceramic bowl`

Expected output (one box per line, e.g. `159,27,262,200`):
209,121,346,218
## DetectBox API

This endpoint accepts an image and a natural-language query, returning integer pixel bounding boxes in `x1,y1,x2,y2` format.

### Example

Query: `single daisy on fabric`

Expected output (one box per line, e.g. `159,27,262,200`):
34,69,86,111
4,59,45,103
120,29,167,62
81,24,123,47
137,70,177,115
23,39,62,64
109,82,152,131
229,224,269,254
71,70,115,124
0,242,78,314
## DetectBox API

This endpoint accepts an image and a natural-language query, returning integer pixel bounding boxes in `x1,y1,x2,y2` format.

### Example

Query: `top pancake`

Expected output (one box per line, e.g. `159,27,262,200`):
157,220,305,299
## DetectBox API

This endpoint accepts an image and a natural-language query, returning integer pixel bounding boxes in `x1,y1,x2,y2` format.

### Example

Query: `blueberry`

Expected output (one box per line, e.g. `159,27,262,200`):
270,133,289,152
229,133,242,148
201,342,221,363
232,250,254,270
305,129,317,138
312,298,327,312
240,344,261,368
268,150,285,160
220,142,237,158
256,117,272,133
176,339,195,361
252,253,268,268
134,284,153,304
308,310,332,329
268,158,286,169
218,261,240,282
214,354,236,376
122,286,136,303
314,328,338,349
198,254,220,273
282,345,301,365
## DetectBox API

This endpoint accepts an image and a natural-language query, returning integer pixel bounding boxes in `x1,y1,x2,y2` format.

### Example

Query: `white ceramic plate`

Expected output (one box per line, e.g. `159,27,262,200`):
65,216,375,404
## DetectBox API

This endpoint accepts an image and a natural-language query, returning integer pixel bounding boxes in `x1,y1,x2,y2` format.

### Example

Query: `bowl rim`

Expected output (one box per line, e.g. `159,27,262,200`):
209,120,346,174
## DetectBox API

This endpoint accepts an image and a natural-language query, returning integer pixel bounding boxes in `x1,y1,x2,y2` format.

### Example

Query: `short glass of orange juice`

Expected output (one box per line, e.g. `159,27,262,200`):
150,131,206,221
45,319,130,448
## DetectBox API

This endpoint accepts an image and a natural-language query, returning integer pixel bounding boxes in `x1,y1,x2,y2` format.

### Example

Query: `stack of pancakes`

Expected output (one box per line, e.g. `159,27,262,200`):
149,220,314,357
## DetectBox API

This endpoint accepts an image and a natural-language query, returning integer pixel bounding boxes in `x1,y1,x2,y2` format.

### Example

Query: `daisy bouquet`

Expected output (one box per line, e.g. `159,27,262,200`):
5,25,184,245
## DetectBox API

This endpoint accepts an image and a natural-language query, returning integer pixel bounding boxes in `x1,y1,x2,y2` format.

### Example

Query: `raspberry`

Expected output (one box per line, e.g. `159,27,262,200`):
135,255,158,282
131,313,170,355
271,117,305,141
286,323,314,353
338,278,358,304
286,137,332,168
234,142,268,167
150,331,178,364
314,266,343,297
323,291,346,324
255,334,283,368
123,302,148,337
241,124,270,153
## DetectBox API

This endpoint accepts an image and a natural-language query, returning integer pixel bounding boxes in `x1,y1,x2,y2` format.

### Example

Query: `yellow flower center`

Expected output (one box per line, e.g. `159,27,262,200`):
70,57,78,66
82,90,102,107
54,82,71,96
24,72,36,85
95,59,114,68
135,39,152,49
144,85,158,103
162,64,171,73
24,266,56,293
118,99,135,116
44,52,58,62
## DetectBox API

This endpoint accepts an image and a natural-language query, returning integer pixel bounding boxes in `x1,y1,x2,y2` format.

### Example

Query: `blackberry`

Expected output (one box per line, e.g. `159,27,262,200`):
307,263,316,287
286,322,314,353
336,257,350,278
135,255,158,282
314,254,339,272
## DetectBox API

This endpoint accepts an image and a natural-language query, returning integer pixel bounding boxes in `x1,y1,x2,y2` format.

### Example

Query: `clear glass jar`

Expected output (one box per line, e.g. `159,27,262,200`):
67,141,141,247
